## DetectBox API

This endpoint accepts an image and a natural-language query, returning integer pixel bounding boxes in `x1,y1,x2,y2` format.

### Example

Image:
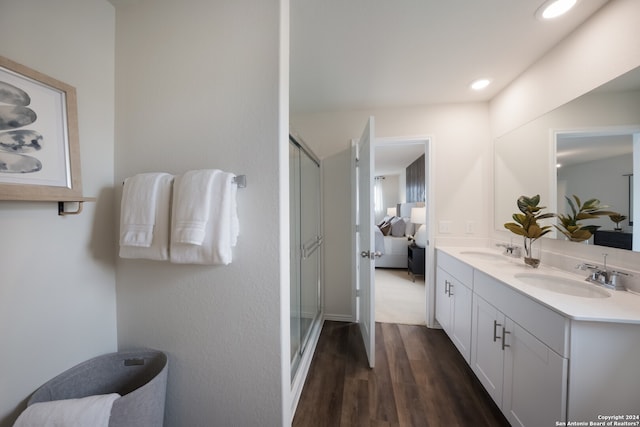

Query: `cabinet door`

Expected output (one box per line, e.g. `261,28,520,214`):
449,277,472,363
470,295,505,407
435,267,451,332
502,318,567,427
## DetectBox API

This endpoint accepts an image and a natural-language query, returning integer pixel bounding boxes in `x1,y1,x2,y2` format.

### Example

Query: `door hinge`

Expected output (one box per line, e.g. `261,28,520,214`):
355,158,359,166
356,289,361,297
355,224,360,233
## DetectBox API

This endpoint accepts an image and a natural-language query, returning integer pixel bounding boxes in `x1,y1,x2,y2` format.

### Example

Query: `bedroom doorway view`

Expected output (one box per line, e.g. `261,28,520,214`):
373,139,428,326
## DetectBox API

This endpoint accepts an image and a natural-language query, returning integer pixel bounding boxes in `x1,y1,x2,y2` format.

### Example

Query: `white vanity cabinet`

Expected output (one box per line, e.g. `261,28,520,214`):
435,251,473,363
436,248,640,426
472,270,568,427
567,321,640,421
470,295,505,405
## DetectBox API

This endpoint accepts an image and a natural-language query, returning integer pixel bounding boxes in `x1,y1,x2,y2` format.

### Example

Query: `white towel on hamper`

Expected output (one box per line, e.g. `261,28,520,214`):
119,173,174,260
172,169,220,245
13,393,120,427
170,171,238,265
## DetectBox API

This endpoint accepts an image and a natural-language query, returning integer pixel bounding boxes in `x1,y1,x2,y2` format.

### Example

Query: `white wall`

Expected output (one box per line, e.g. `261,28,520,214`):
490,0,640,137
113,1,288,426
294,103,491,319
491,0,640,273
321,149,354,320
0,1,117,425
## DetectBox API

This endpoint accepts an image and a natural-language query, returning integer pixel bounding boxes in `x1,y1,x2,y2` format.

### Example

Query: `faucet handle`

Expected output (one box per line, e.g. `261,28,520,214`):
496,243,521,257
611,270,631,276
576,263,600,271
609,270,631,291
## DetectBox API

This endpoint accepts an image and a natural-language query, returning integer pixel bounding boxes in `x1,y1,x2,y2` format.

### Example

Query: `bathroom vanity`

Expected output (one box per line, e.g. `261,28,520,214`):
436,247,640,427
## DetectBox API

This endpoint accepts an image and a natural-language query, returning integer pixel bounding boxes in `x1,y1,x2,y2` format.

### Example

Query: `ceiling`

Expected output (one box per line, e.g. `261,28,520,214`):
290,0,609,114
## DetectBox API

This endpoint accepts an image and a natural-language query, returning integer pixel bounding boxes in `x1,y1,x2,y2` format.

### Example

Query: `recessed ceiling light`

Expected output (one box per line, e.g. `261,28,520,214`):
470,79,491,91
536,0,578,20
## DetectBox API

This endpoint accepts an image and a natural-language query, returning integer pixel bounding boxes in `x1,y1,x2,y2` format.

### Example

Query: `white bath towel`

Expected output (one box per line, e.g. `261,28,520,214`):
119,173,174,261
170,171,239,265
13,393,120,427
120,173,172,247
172,169,220,245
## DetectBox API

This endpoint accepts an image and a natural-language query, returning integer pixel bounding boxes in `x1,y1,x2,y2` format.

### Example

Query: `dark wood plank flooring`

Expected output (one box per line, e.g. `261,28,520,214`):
293,321,510,427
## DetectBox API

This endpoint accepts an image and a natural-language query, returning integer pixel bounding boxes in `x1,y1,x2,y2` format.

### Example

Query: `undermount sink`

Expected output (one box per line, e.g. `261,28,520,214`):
514,273,611,298
459,250,506,262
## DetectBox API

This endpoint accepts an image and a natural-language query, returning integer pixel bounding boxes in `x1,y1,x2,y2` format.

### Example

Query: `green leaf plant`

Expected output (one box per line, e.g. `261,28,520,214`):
608,213,627,230
504,195,555,267
554,195,616,242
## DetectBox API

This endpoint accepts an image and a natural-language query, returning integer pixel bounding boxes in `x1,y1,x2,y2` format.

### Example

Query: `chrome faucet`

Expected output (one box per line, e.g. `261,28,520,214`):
496,243,521,258
576,254,631,291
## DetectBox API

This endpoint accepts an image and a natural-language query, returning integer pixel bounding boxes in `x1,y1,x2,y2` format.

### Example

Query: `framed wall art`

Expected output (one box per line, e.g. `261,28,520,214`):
0,55,86,204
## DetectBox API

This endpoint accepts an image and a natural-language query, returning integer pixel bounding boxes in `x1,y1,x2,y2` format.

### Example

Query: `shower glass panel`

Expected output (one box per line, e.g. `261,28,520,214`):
290,138,321,381
299,148,321,351
289,143,302,375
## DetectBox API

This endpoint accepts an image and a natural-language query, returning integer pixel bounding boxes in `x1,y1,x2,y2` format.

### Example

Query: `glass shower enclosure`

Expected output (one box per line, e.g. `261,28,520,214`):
289,134,322,381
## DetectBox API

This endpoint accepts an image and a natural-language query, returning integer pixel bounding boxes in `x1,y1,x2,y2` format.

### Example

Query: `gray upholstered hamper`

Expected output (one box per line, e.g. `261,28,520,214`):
27,348,168,427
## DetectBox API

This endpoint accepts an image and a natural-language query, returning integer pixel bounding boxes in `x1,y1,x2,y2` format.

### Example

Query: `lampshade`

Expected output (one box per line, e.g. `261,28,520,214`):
410,207,426,225
386,207,397,217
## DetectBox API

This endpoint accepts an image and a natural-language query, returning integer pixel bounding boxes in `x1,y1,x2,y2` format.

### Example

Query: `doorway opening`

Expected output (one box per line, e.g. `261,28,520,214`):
373,138,429,326
351,117,433,368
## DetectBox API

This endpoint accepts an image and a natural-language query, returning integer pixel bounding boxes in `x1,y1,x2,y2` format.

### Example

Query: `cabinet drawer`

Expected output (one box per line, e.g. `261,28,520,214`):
437,250,473,288
474,270,569,357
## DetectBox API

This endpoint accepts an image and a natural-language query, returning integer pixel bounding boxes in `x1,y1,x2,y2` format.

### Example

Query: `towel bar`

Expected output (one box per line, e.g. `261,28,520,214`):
233,175,247,188
122,173,246,188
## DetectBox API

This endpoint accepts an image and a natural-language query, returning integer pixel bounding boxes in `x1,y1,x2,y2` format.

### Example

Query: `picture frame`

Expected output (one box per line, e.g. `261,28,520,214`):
0,55,84,201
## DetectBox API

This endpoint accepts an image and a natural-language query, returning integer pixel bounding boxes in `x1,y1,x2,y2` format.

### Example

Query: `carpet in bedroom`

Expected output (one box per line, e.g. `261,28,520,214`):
375,267,425,325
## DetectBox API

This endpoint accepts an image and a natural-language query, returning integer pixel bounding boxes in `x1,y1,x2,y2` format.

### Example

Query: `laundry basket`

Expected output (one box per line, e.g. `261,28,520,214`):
27,348,168,427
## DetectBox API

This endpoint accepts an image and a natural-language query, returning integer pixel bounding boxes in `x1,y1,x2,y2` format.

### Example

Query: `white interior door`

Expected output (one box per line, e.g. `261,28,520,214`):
356,116,376,368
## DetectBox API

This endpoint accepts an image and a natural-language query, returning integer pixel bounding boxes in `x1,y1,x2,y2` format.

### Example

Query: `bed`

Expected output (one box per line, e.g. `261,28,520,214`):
374,202,419,269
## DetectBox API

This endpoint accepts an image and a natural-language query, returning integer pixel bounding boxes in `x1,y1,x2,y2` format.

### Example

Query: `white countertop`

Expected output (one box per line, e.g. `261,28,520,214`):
437,246,640,324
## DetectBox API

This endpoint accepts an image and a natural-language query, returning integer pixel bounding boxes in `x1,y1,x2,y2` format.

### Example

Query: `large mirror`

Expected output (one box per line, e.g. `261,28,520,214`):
495,66,640,252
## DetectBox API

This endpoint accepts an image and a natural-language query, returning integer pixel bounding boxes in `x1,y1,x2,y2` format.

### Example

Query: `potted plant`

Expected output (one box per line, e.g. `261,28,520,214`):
504,195,555,268
555,195,615,242
608,213,627,231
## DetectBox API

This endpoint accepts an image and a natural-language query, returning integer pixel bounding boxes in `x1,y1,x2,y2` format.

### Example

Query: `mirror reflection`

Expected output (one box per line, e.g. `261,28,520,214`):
556,131,634,249
495,66,640,252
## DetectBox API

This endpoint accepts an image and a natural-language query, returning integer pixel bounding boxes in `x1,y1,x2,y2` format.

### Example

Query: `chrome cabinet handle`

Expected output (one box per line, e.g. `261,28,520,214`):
444,280,449,295
448,282,454,296
493,320,502,342
501,327,511,350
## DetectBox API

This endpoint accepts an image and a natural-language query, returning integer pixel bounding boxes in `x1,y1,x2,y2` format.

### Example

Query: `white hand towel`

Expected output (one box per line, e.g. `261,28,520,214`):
119,173,174,261
172,169,220,245
13,393,120,427
120,173,172,247
170,171,238,265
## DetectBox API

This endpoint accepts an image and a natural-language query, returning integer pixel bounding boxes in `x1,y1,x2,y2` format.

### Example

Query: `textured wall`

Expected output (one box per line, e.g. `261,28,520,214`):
0,1,117,425
113,0,288,425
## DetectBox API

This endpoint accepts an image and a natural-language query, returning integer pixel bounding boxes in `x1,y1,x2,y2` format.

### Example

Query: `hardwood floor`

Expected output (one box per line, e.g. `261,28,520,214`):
293,321,510,427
